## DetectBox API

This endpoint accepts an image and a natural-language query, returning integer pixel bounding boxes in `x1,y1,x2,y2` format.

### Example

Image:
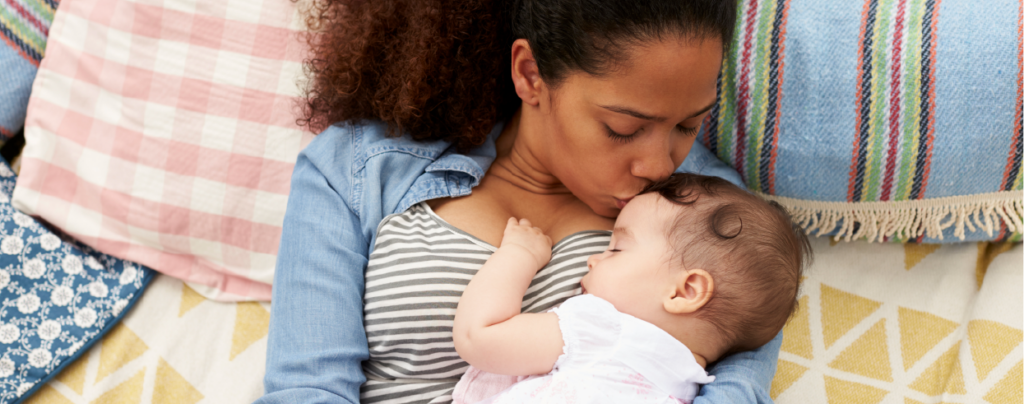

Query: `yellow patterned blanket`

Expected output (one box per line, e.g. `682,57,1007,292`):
24,239,1022,404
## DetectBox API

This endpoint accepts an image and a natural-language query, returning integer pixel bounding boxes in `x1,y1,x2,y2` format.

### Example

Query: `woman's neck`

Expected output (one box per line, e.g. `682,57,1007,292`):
488,109,571,195
427,107,612,246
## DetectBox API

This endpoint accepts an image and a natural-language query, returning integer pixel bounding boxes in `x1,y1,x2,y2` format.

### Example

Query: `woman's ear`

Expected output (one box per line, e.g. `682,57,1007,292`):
510,38,545,107
664,269,714,315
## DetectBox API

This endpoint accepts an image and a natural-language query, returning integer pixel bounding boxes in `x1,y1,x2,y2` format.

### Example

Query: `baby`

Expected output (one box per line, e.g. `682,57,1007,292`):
452,173,811,404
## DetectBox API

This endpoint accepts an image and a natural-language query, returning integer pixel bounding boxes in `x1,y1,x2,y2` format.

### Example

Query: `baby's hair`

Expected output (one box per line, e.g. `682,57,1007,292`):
642,173,812,352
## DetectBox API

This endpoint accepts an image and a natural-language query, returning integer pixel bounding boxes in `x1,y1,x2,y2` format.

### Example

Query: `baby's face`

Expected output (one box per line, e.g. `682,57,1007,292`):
580,193,682,320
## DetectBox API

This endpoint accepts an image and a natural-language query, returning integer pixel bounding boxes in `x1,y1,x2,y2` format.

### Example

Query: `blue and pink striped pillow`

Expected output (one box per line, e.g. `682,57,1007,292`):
0,0,57,139
701,0,1022,243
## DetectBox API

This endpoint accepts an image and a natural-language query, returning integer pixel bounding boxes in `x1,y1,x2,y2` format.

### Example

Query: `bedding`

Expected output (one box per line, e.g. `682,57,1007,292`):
2,0,1019,403
772,240,1022,403
0,0,57,139
11,0,314,302
0,157,153,404
700,0,1023,243
23,275,268,404
23,238,1021,404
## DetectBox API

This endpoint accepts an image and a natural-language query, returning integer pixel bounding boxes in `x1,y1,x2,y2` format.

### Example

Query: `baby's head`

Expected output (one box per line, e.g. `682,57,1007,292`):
581,173,810,361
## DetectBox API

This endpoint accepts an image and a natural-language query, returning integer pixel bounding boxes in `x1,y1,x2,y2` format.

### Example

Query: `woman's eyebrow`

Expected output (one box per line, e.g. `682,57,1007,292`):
600,105,666,122
600,101,717,122
689,101,716,119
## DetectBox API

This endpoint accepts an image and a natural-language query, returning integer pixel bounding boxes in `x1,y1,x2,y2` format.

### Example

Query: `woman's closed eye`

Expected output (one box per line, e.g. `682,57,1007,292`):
677,124,699,137
604,125,640,143
606,124,699,143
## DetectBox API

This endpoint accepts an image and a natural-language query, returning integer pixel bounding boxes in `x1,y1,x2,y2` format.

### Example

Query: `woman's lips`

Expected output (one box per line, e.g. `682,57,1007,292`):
614,196,634,210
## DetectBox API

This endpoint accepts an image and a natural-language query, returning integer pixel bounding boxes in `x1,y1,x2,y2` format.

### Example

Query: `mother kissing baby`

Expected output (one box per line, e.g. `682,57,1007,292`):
257,0,794,403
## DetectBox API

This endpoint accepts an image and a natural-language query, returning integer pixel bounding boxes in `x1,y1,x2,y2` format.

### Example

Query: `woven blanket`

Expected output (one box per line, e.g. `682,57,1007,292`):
772,240,1022,404
24,275,269,404
0,0,57,138
700,0,1023,243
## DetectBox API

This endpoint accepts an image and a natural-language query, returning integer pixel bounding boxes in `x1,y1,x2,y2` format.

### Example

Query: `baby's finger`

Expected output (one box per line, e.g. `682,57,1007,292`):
519,218,532,227
506,217,518,228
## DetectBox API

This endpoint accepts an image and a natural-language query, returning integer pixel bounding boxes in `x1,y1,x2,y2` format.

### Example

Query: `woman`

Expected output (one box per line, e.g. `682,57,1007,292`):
258,0,781,403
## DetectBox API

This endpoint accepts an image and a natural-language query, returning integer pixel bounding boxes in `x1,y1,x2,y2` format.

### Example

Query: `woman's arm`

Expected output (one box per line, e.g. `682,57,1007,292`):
694,331,781,404
453,218,564,376
256,141,370,404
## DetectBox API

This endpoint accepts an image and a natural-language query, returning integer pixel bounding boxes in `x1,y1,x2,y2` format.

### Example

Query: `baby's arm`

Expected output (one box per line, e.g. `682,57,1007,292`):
453,218,565,376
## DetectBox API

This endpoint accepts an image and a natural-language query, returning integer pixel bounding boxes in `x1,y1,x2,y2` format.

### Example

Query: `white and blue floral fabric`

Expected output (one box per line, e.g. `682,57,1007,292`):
0,159,153,403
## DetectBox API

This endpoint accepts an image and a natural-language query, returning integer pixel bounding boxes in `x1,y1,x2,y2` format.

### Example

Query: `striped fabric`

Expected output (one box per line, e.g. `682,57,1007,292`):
0,0,58,138
1009,0,1024,194
0,0,55,65
846,0,940,204
705,0,791,195
702,0,1023,243
12,0,314,301
360,204,610,404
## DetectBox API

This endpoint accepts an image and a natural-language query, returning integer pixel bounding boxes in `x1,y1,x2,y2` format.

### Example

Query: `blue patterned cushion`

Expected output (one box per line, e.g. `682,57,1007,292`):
0,158,152,403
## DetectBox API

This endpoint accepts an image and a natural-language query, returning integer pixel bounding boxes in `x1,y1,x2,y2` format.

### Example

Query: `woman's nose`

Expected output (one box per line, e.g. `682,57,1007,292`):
631,143,676,182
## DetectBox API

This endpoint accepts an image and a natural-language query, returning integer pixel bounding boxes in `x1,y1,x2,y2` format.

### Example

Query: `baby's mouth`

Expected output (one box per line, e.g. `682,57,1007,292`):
580,284,588,295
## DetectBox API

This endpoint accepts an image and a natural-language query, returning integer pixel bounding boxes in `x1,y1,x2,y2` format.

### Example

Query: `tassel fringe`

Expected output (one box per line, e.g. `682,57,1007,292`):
758,191,1024,242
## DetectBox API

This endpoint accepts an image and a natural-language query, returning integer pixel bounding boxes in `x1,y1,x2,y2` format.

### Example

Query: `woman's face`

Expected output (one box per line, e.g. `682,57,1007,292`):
536,37,722,218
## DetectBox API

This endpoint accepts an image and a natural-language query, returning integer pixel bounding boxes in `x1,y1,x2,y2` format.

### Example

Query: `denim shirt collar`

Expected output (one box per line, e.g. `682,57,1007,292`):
423,121,504,185
393,121,505,213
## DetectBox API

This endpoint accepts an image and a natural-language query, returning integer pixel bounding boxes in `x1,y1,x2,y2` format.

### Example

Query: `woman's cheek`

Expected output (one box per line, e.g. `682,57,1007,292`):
590,149,631,182
670,135,698,167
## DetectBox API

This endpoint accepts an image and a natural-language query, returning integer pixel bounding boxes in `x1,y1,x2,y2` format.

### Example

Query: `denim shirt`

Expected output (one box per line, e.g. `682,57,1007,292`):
257,120,782,404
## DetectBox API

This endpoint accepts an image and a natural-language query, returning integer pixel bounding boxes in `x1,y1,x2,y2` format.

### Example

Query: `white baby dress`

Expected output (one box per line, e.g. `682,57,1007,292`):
452,294,715,404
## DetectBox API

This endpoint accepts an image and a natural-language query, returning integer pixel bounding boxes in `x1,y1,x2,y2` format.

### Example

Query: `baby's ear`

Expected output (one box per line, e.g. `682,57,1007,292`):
663,269,714,315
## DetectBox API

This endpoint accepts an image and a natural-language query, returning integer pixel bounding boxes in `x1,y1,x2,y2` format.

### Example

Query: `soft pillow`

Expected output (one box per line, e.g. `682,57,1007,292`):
13,0,314,301
700,0,1022,243
0,157,153,403
0,0,58,139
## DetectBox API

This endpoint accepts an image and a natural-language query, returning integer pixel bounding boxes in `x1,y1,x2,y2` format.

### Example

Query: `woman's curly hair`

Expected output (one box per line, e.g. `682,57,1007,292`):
298,0,736,151
299,0,517,151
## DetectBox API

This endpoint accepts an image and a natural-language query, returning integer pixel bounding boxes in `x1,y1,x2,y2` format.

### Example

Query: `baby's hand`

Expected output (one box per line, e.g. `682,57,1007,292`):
499,217,553,270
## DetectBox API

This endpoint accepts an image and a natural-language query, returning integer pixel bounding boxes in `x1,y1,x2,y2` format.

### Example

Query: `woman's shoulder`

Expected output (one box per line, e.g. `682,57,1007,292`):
301,120,454,170
293,120,501,219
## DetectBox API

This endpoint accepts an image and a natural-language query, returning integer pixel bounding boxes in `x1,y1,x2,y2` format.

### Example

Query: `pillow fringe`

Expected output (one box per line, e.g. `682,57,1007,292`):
759,191,1024,242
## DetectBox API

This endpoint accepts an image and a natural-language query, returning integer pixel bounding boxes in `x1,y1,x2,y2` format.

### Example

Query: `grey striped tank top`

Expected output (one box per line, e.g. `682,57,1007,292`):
360,203,611,404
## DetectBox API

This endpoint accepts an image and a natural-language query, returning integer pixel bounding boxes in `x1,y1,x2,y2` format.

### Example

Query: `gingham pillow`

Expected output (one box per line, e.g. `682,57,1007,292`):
12,0,314,301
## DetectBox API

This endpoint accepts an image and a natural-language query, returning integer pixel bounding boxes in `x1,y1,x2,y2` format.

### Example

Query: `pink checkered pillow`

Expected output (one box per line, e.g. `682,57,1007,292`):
13,0,314,301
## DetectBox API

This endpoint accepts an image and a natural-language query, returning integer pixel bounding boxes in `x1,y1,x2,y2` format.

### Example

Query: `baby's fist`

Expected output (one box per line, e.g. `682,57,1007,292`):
499,217,553,269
